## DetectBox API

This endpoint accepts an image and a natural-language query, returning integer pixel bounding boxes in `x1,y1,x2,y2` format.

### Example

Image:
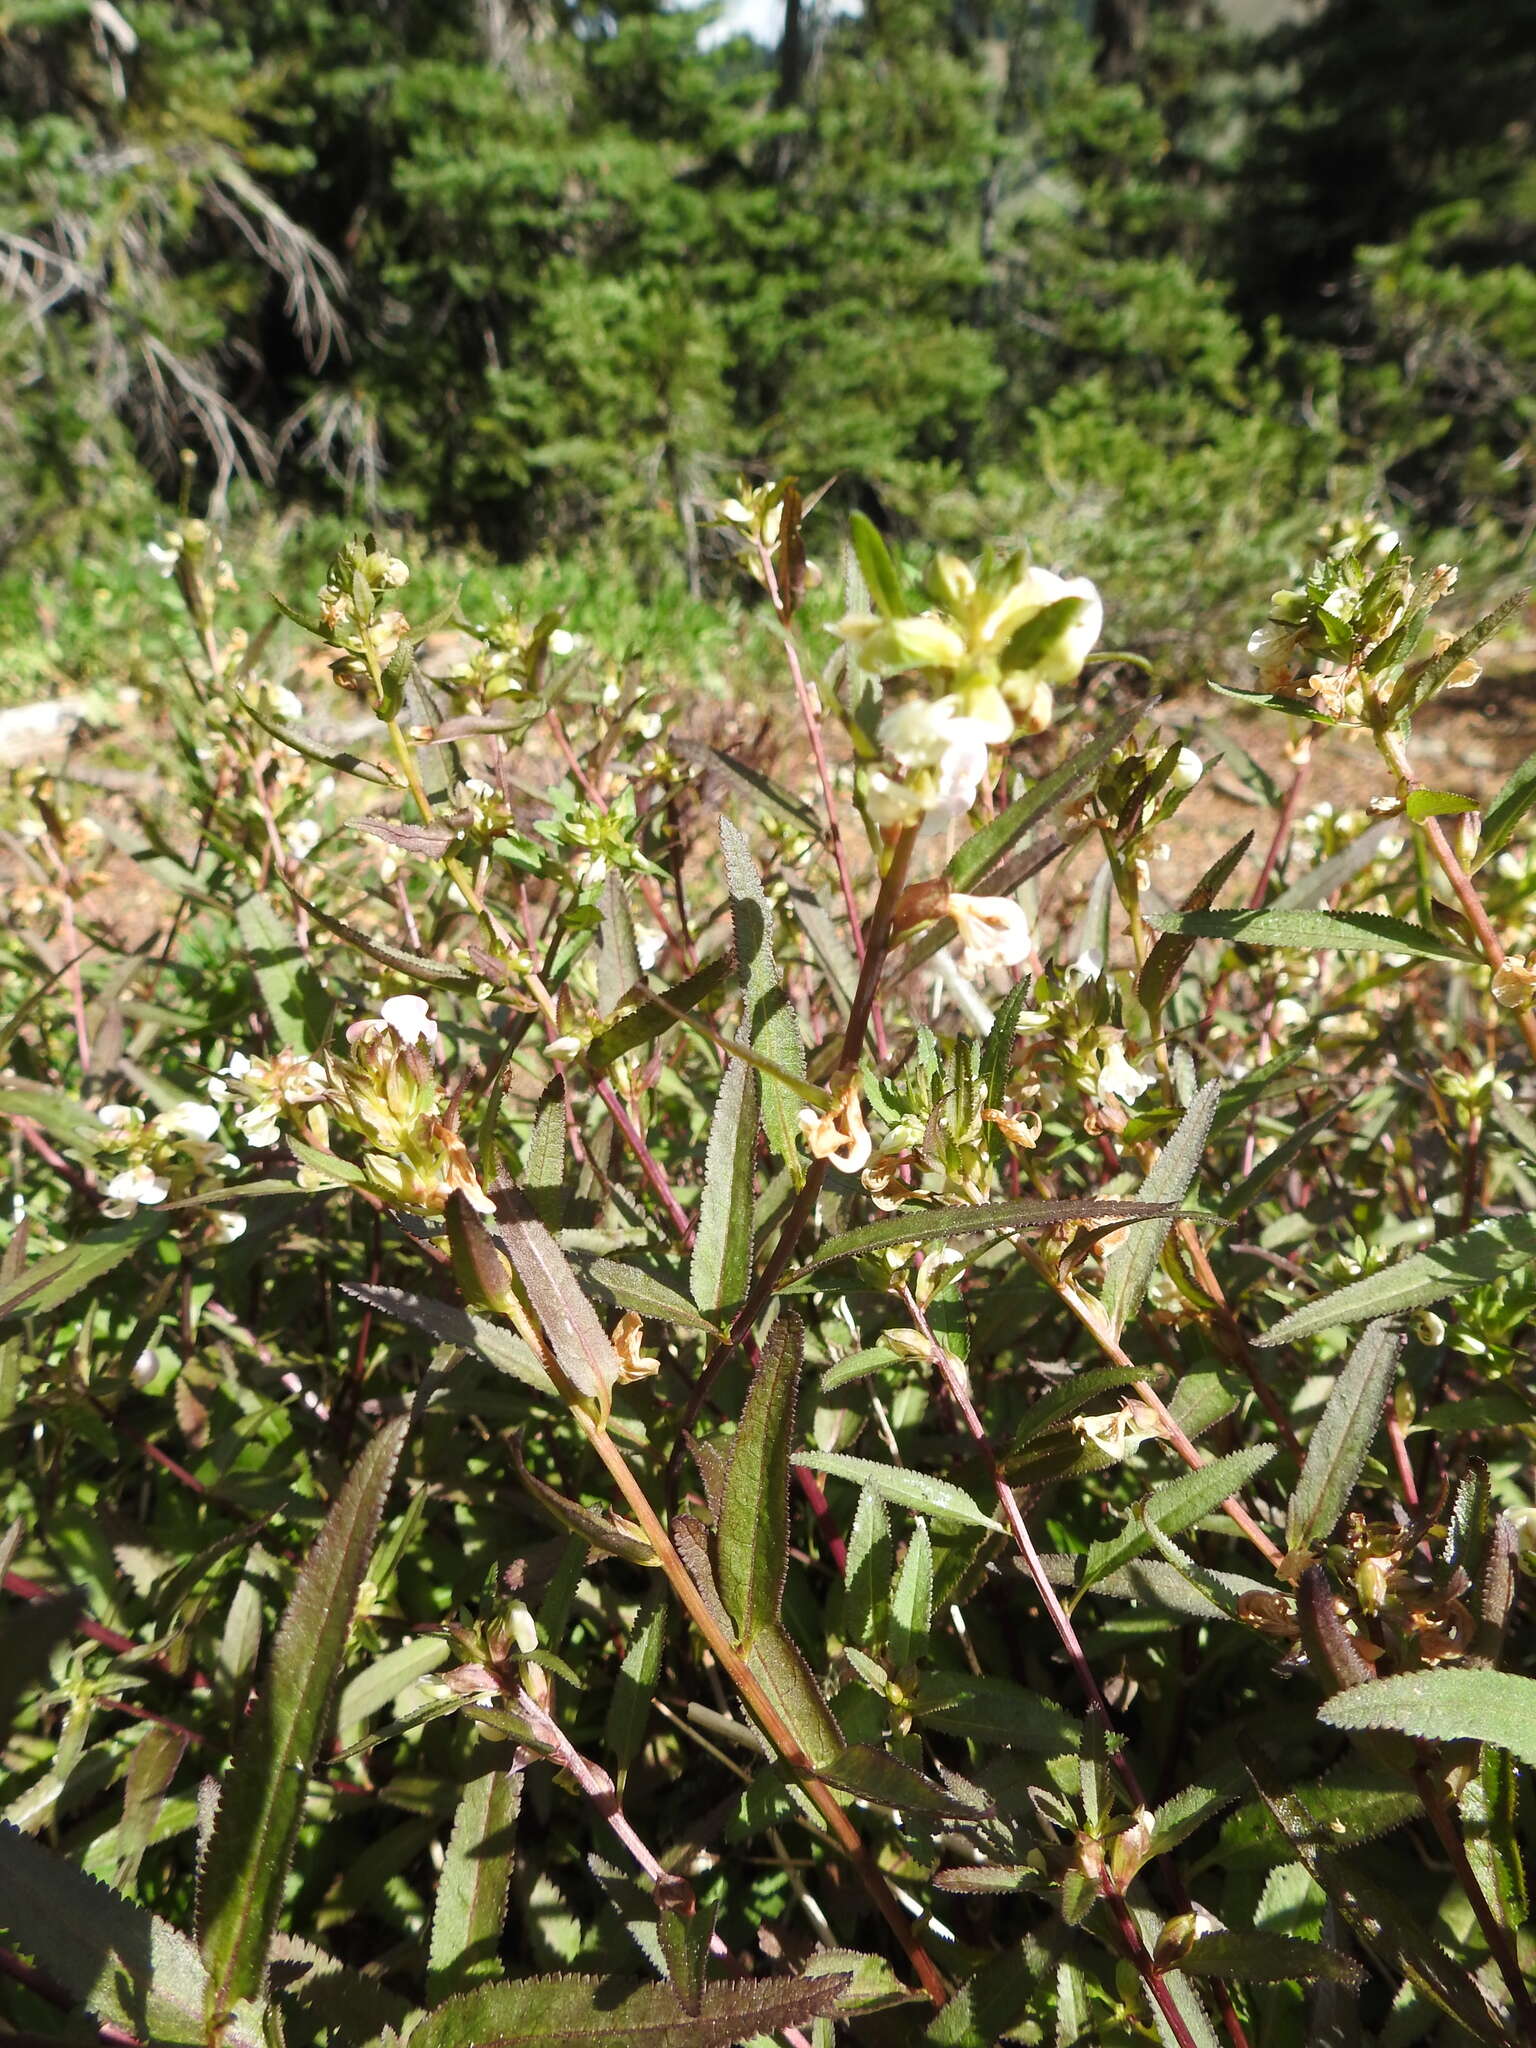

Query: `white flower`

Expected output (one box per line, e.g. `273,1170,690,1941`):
1272,998,1309,1031
949,893,1032,973
1070,946,1104,982
984,568,1103,682
209,1211,248,1244
865,770,928,831
154,1101,222,1143
235,1107,282,1149
145,539,181,576
1171,746,1203,790
283,817,323,863
547,629,578,657
924,717,990,831
104,1165,171,1213
879,695,956,770
633,924,667,972
1096,1043,1154,1105
97,1104,145,1132
379,994,438,1045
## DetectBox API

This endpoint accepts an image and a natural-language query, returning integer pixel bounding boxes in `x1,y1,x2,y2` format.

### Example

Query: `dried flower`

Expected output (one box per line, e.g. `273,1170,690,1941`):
798,1069,873,1175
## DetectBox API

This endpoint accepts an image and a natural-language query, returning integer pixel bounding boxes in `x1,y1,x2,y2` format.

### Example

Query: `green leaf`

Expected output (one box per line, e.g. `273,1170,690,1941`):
907,1673,1080,1754
0,1822,262,2046
595,872,641,1020
821,1743,989,1818
1169,1931,1362,1986
1319,1668,1536,1767
1216,1102,1341,1217
795,1450,1000,1532
512,1436,657,1566
589,1258,720,1335
494,1193,621,1407
427,1770,522,2000
1102,1081,1220,1336
586,958,733,1073
1002,1365,1155,1461
848,512,906,619
888,1516,932,1669
1390,589,1526,719
1144,906,1473,964
1286,1319,1402,1554
1137,839,1252,1015
1079,1443,1276,1592
1256,1211,1536,1346
343,1283,554,1396
792,1196,1175,1277
1269,819,1398,911
196,1416,409,2013
715,1316,801,1642
689,1060,758,1317
672,740,823,840
946,700,1143,895
286,883,482,990
604,1594,668,1776
1405,788,1478,822
719,817,808,1172
1479,743,1536,864
235,894,328,1053
0,1214,165,1324
410,1968,852,2048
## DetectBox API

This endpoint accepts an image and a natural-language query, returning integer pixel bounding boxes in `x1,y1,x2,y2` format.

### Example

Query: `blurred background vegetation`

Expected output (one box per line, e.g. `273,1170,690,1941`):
1,0,1532,689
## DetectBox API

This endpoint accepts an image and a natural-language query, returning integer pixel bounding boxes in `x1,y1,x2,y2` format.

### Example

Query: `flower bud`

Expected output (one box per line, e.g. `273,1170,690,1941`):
447,1191,520,1316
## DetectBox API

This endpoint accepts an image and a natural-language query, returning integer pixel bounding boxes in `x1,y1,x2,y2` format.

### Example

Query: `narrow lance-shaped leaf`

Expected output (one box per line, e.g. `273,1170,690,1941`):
0,1822,262,2047
1103,1080,1221,1336
715,1315,801,1643
1137,840,1252,1016
409,1968,853,2048
0,1213,166,1325
493,1191,622,1408
235,893,328,1053
589,1257,720,1335
888,1516,932,1670
848,510,906,619
1286,1319,1402,1556
1079,1444,1276,1593
426,1770,522,2001
1145,905,1473,965
794,1195,1176,1277
1257,1211,1536,1346
595,871,642,1020
197,1415,409,2015
796,1449,1001,1533
604,1593,668,1777
689,1059,758,1318
719,815,808,1173
1320,1669,1536,1769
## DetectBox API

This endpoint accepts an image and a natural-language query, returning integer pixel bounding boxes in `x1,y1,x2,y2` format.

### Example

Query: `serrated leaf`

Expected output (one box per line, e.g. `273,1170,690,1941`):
1319,1668,1536,1767
1286,1319,1402,1554
588,1258,720,1335
343,1283,554,1395
1479,743,1536,864
595,872,641,1020
888,1516,932,1669
1145,906,1472,964
821,1743,990,1818
1079,1443,1276,1593
235,894,328,1053
795,1450,1000,1532
719,817,808,1172
512,1435,656,1566
1391,589,1526,719
848,512,906,619
494,1192,621,1407
672,740,822,839
410,1968,852,2048
586,958,733,1072
0,1213,165,1324
715,1316,801,1642
907,1673,1080,1753
1103,1081,1220,1335
0,1822,261,2046
427,1771,521,2000
689,1060,758,1317
197,1416,408,2012
1257,1212,1536,1345
1138,840,1252,1016
1405,788,1478,822
793,1196,1175,1276
604,1594,668,1776
286,884,481,989
946,701,1144,895
1170,1932,1362,1985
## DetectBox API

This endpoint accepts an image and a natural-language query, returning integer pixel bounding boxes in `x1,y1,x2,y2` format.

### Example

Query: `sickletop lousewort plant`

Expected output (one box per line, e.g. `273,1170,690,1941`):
4,488,1536,2048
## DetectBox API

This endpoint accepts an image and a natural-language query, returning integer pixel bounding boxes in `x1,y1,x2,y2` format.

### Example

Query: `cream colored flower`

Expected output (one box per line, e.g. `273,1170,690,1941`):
611,1310,660,1385
798,1070,873,1175
103,1164,171,1214
1095,1043,1154,1105
1492,954,1536,1013
949,892,1032,973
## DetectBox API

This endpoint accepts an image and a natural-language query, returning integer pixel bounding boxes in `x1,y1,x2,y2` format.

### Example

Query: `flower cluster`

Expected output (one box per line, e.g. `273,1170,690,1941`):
94,1100,243,1239
836,548,1101,834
